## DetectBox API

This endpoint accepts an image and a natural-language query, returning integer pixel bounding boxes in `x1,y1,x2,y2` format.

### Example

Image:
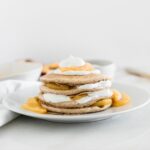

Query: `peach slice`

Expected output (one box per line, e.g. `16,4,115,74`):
59,63,93,72
21,97,47,114
112,90,130,107
42,63,59,75
45,83,74,90
93,99,112,107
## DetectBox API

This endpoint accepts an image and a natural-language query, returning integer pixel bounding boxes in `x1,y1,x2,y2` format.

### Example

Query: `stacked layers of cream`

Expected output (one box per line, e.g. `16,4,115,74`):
38,56,113,114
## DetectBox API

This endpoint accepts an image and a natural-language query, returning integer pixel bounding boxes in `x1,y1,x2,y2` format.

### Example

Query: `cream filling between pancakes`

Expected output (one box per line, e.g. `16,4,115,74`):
78,80,112,90
42,89,112,104
48,69,101,75
45,80,112,91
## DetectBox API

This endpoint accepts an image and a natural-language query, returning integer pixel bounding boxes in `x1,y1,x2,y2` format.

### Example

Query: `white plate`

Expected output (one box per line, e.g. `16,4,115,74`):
3,82,150,123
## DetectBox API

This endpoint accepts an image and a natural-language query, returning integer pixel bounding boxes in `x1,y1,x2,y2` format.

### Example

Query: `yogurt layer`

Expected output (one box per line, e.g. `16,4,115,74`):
42,89,112,104
78,80,112,90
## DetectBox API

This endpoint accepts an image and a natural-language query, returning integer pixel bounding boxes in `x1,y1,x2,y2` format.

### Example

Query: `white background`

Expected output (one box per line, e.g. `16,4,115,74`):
0,0,150,66
0,2,150,149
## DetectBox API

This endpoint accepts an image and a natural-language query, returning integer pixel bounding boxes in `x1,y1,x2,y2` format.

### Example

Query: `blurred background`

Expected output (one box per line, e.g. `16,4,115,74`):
0,0,149,66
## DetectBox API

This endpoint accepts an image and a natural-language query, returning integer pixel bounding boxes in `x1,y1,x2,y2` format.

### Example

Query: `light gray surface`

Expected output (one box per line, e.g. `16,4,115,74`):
0,70,150,149
0,103,150,150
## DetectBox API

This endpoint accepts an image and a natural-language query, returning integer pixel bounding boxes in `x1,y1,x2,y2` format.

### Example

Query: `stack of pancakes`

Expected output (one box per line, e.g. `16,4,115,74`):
38,73,113,114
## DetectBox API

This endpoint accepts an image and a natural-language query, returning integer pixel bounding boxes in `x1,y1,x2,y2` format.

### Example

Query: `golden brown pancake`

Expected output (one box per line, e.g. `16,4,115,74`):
41,103,111,114
38,94,112,108
40,73,110,85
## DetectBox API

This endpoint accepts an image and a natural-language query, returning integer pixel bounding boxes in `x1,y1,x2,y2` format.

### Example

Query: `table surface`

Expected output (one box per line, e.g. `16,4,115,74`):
0,73,150,150
1,104,150,150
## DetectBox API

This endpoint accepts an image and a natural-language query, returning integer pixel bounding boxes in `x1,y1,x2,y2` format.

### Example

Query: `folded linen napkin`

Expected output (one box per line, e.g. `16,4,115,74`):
0,80,40,127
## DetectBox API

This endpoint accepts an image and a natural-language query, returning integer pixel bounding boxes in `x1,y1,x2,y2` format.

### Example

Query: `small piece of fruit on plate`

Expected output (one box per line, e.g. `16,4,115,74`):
42,63,59,75
112,90,130,107
93,99,112,107
21,97,47,114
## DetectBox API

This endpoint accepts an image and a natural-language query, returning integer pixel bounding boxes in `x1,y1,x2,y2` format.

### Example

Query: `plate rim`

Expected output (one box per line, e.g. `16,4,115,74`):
2,82,150,121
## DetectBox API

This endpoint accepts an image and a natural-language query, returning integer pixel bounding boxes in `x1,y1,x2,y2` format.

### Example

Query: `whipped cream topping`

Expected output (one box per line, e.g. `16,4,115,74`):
42,89,112,104
59,56,85,67
48,56,101,75
78,80,112,90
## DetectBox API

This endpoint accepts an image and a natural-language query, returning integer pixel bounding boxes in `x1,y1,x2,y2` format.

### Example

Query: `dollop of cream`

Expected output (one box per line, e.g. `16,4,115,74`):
59,56,85,67
48,56,101,75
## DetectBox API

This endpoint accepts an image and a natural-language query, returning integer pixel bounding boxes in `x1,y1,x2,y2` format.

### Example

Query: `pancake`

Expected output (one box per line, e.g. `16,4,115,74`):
39,97,102,108
40,79,111,95
40,85,100,96
41,103,112,114
38,90,112,108
40,73,110,85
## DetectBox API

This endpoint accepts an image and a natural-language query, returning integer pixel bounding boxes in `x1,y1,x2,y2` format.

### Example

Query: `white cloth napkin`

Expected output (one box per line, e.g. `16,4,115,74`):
0,80,40,127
